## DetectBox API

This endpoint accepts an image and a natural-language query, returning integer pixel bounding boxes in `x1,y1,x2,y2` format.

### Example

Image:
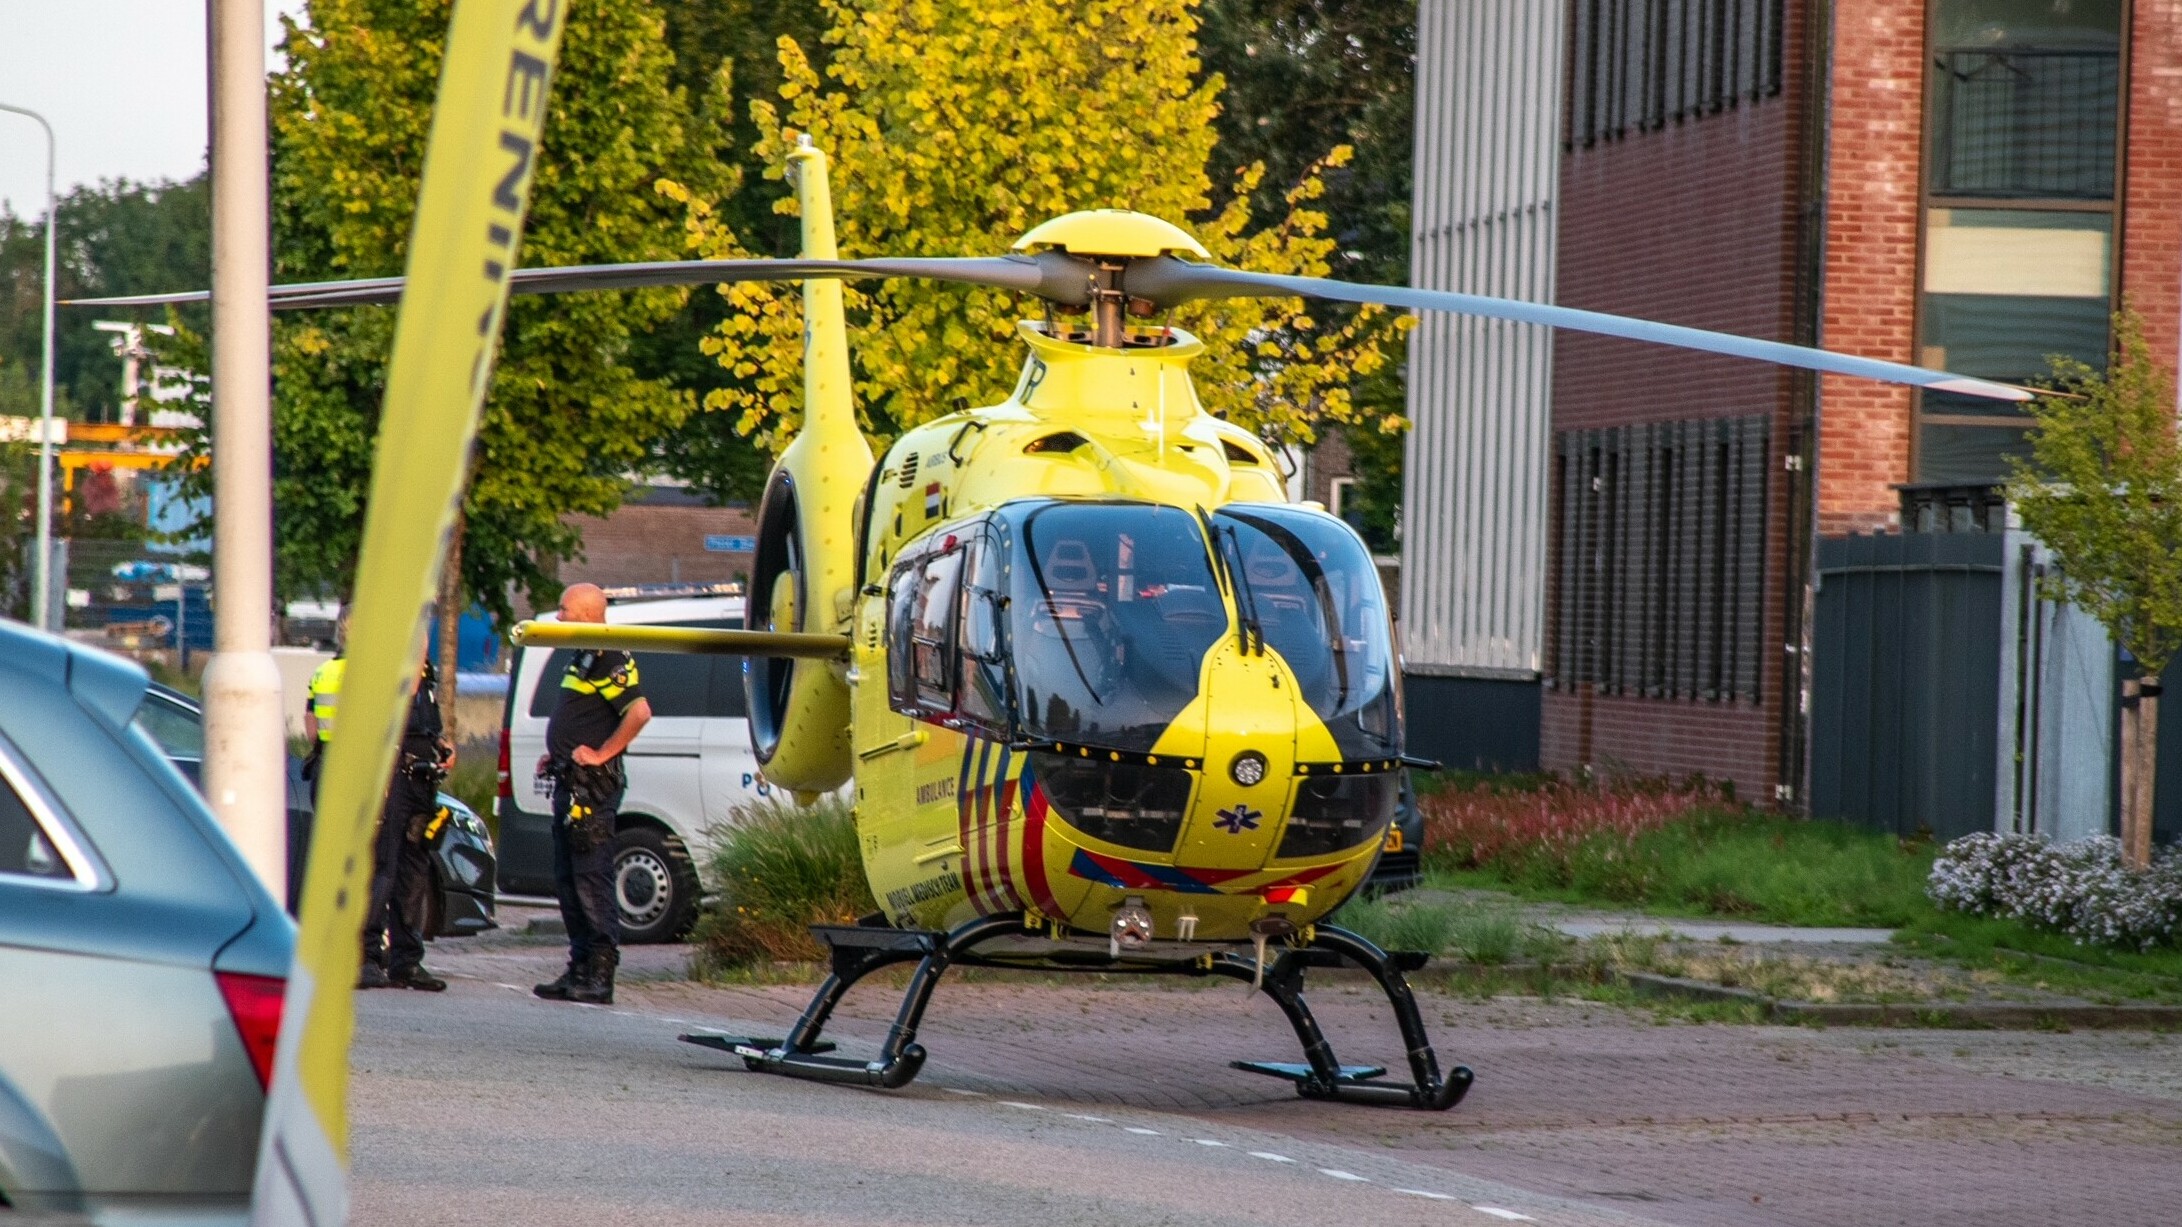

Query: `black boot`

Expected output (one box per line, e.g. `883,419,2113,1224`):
533,958,580,1001
389,964,447,992
570,949,617,1005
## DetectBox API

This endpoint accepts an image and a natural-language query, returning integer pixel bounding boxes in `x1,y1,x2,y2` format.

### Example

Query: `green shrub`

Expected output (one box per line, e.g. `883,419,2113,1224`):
691,796,877,972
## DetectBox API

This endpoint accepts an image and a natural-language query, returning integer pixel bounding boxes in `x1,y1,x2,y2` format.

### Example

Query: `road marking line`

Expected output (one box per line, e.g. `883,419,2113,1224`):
1318,1169,1369,1182
662,1017,690,1025
495,983,521,991
1063,1114,1113,1122
1125,1127,1162,1136
1194,1139,1229,1148
998,1101,1047,1111
1396,1189,1457,1201
1249,1152,1295,1163
944,1088,986,1096
1472,1208,1535,1221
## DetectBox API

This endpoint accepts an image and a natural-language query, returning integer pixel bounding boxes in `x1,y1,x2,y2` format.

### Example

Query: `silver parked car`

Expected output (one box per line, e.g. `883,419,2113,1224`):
0,620,292,1222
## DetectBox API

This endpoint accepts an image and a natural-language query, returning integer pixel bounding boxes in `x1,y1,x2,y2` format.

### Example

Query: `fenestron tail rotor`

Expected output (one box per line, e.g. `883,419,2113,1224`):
65,216,2036,403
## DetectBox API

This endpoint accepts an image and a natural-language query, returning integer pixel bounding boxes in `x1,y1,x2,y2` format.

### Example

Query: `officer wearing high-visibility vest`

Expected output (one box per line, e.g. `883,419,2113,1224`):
304,615,454,991
302,615,351,804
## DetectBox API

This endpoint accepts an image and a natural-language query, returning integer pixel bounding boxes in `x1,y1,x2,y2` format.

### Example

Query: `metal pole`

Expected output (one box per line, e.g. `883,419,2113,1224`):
0,103,57,630
201,0,286,896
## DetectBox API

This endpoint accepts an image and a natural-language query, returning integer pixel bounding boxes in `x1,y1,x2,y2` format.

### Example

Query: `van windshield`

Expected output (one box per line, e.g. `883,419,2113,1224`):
1007,503,1227,753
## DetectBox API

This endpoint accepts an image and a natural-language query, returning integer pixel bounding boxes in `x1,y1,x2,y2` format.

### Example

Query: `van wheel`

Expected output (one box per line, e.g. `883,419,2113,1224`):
613,826,700,944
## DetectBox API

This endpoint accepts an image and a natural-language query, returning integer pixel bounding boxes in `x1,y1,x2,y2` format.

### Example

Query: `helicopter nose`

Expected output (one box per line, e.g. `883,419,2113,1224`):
1162,635,1298,872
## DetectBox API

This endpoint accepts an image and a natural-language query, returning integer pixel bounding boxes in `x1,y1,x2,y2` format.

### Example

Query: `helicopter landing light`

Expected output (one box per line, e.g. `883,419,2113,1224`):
1230,750,1269,787
1111,897,1156,956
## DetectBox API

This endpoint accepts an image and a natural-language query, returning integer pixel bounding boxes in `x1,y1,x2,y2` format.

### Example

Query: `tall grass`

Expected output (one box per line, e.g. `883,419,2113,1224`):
690,796,877,972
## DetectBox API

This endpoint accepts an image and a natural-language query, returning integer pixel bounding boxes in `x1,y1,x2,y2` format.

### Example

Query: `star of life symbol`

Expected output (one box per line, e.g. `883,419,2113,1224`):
1214,805,1261,834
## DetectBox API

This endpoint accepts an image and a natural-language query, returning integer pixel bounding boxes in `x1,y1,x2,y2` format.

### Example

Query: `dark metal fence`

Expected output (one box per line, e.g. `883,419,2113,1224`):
1810,532,2004,840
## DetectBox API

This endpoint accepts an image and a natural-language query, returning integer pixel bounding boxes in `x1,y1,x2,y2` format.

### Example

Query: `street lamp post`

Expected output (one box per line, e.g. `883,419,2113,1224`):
0,102,57,631
201,0,288,897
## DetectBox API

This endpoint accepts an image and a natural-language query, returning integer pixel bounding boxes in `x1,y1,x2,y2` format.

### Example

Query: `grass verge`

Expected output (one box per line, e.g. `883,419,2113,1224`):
1425,809,1939,929
1895,910,2182,1004
1332,892,1567,964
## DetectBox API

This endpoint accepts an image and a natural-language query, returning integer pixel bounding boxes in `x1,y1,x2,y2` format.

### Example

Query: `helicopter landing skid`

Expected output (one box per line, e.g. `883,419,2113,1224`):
679,915,1472,1110
678,913,1025,1090
1220,924,1474,1111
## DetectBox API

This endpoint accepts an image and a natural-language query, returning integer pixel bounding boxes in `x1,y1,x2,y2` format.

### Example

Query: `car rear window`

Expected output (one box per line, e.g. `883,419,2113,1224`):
0,768,68,881
134,695,206,759
527,620,746,720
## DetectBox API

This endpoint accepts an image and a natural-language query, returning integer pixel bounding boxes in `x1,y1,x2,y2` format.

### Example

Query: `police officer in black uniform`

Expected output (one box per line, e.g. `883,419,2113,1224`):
359,659,453,991
533,582,651,1005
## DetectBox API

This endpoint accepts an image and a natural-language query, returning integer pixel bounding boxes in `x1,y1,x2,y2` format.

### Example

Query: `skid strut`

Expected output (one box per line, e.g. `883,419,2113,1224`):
1226,924,1473,1110
681,913,1022,1089
682,916,1472,1110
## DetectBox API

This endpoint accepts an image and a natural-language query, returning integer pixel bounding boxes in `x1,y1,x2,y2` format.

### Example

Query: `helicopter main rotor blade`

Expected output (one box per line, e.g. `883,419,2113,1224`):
1123,257,2034,404
64,253,1095,312
510,620,851,660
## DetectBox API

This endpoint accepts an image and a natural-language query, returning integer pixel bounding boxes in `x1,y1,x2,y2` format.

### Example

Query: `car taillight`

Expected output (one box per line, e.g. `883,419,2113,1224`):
216,971,285,1090
496,727,512,799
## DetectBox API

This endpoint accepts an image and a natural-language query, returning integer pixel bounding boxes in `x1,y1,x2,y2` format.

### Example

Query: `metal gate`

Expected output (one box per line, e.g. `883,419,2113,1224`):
1810,533,2004,840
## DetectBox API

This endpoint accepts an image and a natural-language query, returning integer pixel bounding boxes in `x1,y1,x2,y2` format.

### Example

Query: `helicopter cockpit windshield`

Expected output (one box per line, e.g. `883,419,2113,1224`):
884,499,1397,761
1006,502,1227,753
1210,504,1400,760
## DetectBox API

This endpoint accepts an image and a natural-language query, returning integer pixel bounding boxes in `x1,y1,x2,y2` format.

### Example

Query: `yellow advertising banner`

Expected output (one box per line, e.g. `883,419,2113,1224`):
250,3,568,1221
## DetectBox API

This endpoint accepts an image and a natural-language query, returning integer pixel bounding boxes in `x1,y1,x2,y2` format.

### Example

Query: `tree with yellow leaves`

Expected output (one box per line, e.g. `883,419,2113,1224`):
662,0,1405,451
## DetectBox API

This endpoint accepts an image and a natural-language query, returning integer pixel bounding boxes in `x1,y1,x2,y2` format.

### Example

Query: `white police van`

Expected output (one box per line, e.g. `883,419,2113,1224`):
495,585,780,942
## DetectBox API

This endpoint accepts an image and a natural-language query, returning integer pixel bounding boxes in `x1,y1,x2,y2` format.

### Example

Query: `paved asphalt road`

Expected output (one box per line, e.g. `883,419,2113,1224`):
352,933,2182,1226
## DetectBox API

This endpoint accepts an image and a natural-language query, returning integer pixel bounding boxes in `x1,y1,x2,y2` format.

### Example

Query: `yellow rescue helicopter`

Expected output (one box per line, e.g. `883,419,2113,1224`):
87,142,2029,1115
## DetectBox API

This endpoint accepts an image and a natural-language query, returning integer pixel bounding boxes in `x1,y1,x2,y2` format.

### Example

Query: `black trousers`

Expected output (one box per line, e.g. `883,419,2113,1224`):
551,778,622,964
364,756,437,972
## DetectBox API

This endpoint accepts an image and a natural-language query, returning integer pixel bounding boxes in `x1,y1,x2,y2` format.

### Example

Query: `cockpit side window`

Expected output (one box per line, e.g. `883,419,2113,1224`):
910,549,964,705
956,532,1013,734
888,540,967,718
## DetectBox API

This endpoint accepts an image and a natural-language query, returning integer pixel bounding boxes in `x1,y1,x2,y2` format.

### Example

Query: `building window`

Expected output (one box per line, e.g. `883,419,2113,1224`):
1916,0,2123,483
1564,0,1787,149
1549,416,1770,701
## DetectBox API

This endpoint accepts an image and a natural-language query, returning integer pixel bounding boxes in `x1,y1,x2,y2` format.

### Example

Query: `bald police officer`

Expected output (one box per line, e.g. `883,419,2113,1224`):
533,583,651,1005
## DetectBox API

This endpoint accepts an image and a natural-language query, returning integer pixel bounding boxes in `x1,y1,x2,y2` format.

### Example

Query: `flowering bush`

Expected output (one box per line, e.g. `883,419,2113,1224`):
1928,832,2182,950
1419,776,1735,874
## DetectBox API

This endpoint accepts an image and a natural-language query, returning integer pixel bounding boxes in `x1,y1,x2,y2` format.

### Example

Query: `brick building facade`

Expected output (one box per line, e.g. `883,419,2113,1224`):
1408,0,2182,805
555,482,757,591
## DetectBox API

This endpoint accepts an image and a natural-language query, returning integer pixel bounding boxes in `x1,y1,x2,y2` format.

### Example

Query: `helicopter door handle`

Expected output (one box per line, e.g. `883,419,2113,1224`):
859,730,929,760
914,843,964,866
